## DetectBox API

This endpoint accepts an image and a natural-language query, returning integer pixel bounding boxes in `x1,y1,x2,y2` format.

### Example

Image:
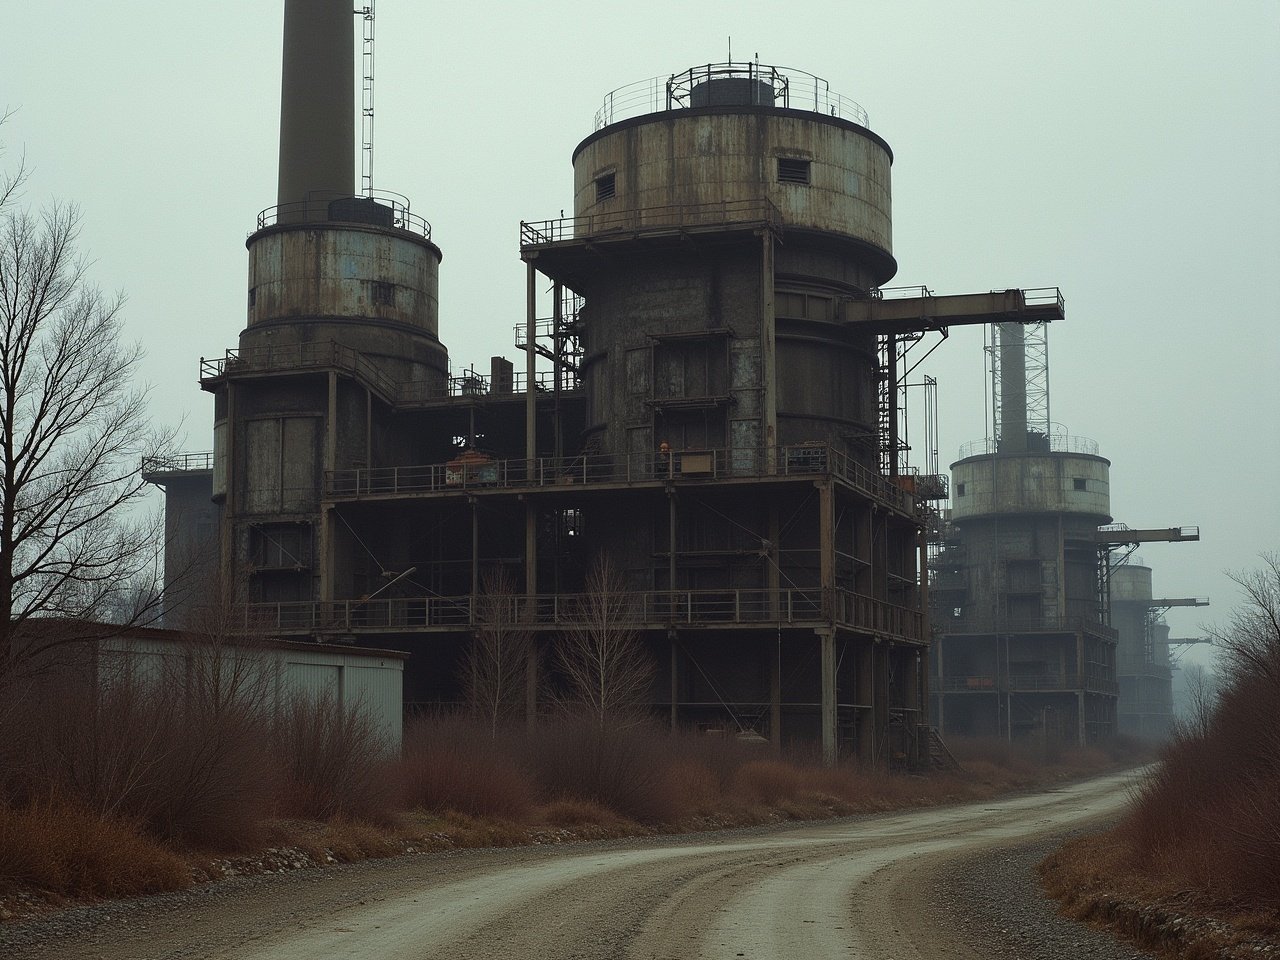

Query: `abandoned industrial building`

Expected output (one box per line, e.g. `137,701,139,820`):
926,322,1204,745
143,0,1203,763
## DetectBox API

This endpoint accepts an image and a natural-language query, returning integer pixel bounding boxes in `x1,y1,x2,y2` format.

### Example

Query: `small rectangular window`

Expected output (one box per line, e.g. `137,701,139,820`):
595,172,616,202
1073,477,1087,491
777,158,811,184
373,281,395,306
956,482,966,496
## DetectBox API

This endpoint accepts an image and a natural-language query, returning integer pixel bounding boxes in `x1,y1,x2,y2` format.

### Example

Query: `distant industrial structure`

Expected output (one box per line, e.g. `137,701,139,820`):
928,322,1202,745
1109,561,1209,739
146,0,1112,764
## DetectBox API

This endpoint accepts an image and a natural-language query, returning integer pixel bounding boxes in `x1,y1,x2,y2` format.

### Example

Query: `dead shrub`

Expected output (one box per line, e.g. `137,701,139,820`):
0,799,189,899
0,669,274,851
524,718,687,823
662,759,722,815
399,716,536,819
273,692,396,824
732,759,805,805
317,819,400,863
537,798,626,829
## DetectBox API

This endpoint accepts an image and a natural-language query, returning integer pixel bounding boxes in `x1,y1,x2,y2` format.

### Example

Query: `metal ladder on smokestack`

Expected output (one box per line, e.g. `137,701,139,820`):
357,2,375,198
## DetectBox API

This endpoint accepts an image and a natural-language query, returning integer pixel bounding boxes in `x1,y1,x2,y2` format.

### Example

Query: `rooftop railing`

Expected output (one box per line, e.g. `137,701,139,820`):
324,442,915,514
235,587,924,642
957,433,1100,460
254,191,431,240
521,198,781,247
141,452,214,474
201,341,579,405
201,341,402,402
593,62,870,131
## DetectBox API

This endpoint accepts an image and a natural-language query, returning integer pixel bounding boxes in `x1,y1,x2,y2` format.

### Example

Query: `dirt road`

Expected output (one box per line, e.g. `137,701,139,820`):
2,769,1144,960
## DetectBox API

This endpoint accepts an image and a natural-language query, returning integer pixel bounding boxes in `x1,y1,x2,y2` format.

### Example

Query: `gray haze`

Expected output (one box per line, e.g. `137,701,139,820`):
3,0,1277,669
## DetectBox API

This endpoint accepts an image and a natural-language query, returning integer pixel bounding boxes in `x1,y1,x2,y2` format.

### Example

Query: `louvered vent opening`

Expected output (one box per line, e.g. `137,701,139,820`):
595,172,616,201
777,158,811,184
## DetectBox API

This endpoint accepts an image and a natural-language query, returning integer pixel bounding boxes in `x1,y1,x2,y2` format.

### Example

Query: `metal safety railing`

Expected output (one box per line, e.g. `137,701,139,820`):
201,341,578,405
141,451,215,474
324,442,915,514
254,190,431,240
521,198,781,246
936,616,1118,642
200,341,401,402
938,674,1119,695
957,432,1100,460
593,62,870,131
237,587,924,641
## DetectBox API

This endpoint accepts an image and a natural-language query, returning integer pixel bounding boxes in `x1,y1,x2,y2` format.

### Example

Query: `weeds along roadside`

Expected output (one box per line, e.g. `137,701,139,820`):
0,664,1147,916
1038,556,1280,957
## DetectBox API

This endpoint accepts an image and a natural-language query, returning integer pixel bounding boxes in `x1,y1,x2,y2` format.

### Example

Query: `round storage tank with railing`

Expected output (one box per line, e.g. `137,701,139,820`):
573,62,894,282
241,192,448,385
949,434,1112,523
561,62,896,465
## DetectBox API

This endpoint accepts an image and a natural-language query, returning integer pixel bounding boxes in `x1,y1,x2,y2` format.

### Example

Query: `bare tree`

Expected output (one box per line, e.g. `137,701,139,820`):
1175,662,1219,740
554,556,654,728
461,568,532,737
1210,551,1280,686
0,132,168,681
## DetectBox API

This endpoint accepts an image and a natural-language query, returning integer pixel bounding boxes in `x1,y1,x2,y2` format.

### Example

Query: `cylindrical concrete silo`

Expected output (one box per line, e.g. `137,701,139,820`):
211,0,448,603
570,64,895,466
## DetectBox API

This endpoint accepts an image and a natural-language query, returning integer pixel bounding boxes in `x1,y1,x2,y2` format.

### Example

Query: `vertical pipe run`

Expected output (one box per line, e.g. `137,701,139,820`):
761,232,777,473
552,282,563,460
887,335,899,476
278,0,356,219
320,371,338,602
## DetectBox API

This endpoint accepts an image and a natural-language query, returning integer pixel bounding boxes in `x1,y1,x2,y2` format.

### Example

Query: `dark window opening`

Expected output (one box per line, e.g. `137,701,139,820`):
777,158,811,184
956,482,966,496
595,172,616,202
248,287,256,307
1073,477,1087,491
373,281,395,306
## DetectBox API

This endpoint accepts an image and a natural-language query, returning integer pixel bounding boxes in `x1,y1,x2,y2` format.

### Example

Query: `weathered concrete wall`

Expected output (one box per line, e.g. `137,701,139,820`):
248,225,441,336
573,108,893,264
158,473,220,627
950,452,1112,522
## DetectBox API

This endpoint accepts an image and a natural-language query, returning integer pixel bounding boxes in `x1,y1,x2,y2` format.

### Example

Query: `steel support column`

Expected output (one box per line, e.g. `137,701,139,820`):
820,629,837,766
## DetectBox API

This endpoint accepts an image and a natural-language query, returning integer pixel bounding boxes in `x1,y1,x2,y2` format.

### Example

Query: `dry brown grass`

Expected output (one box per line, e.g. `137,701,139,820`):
0,799,189,900
398,716,537,819
0,693,1147,917
1039,564,1280,955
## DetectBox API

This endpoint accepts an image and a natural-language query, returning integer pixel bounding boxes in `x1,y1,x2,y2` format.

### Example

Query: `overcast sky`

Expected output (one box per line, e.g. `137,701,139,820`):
3,0,1277,666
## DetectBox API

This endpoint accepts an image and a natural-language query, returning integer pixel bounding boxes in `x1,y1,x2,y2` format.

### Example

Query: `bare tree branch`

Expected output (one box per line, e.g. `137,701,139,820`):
1208,551,1280,687
0,130,173,682
553,556,654,728
461,568,533,738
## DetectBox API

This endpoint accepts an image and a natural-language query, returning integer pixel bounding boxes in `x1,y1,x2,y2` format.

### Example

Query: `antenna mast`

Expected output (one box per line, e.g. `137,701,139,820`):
357,2,375,197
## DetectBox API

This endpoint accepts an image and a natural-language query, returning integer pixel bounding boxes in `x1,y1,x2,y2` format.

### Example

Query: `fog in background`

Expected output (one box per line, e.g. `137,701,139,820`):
4,0,1277,671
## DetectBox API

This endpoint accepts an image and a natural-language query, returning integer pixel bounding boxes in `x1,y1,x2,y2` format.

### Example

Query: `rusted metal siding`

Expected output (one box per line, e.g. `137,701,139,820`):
574,112,892,256
247,225,440,336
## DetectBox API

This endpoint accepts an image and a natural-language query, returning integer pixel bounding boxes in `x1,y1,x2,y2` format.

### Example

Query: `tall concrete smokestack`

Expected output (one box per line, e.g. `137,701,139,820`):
997,321,1028,453
277,0,355,219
